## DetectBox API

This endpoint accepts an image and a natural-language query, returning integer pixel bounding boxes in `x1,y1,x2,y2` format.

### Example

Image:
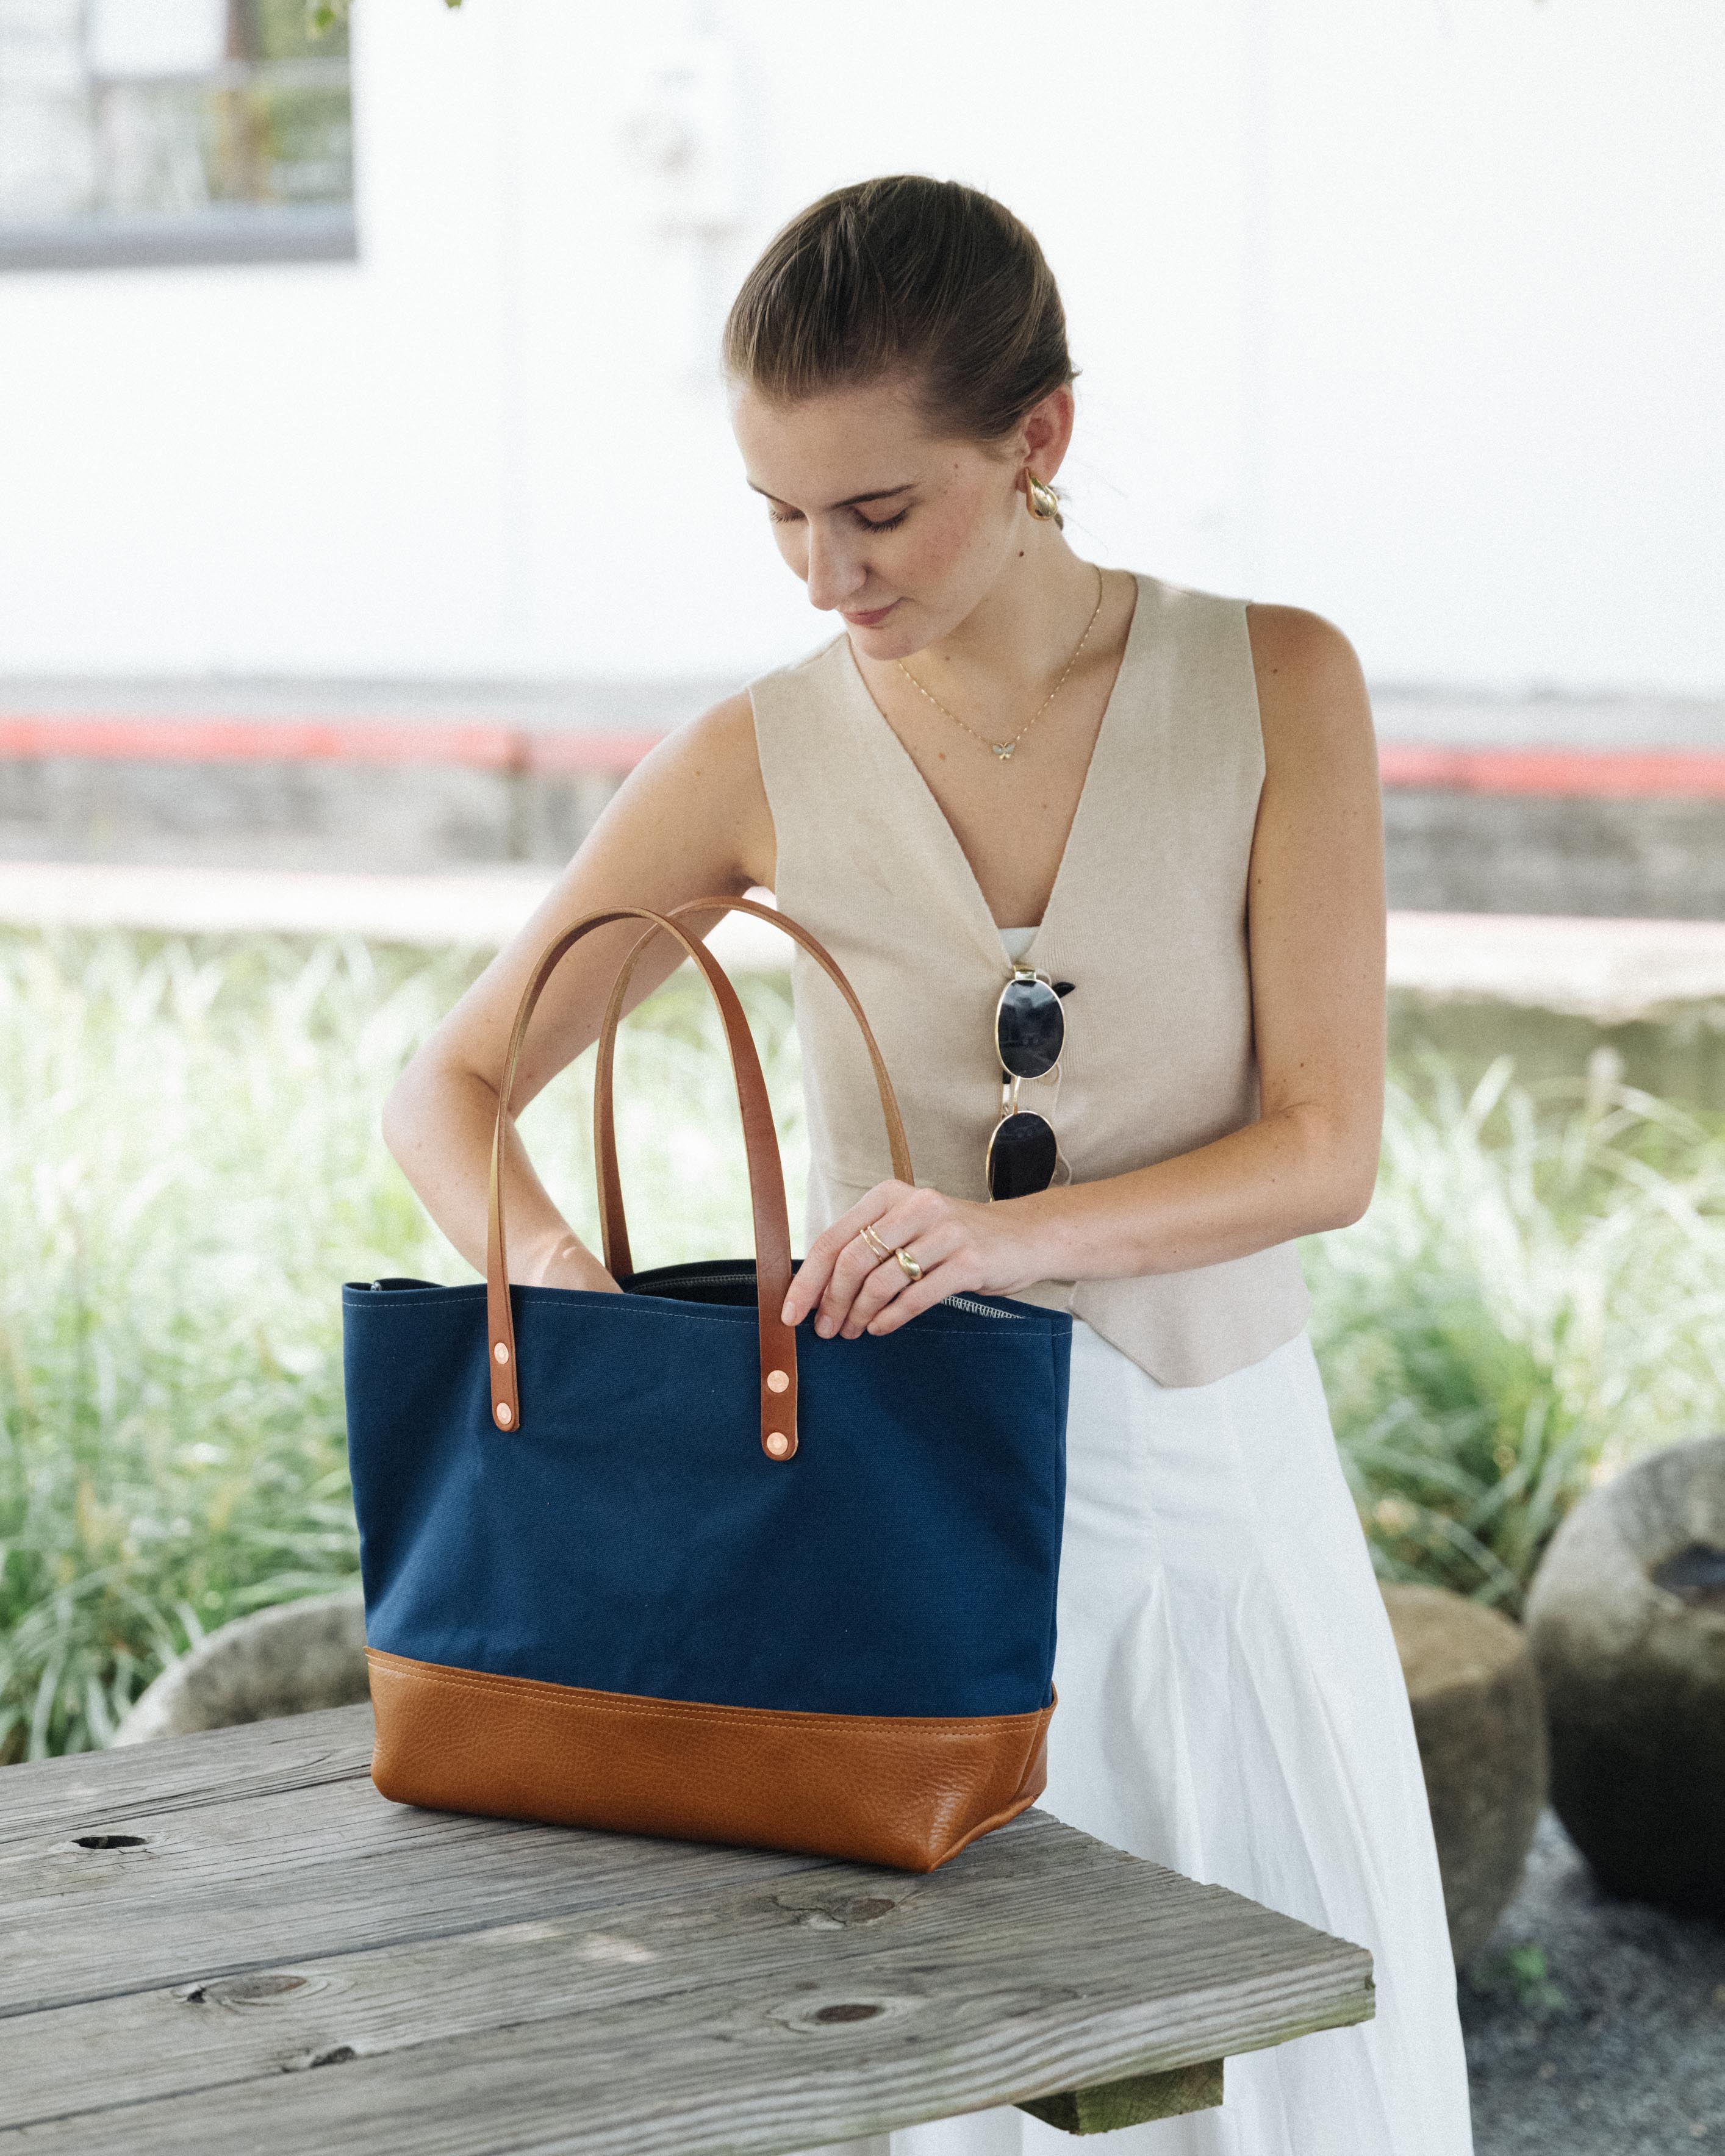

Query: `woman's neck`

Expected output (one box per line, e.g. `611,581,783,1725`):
859,536,1116,707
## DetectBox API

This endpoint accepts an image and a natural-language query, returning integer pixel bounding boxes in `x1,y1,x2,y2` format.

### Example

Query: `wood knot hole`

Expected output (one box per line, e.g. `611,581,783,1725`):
187,1973,307,2007
74,1833,146,1850
840,1898,898,1925
775,1890,900,1929
814,2002,884,2024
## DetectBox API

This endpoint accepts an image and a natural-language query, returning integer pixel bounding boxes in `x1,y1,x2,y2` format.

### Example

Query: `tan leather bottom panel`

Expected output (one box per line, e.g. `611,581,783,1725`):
365,1649,1053,1873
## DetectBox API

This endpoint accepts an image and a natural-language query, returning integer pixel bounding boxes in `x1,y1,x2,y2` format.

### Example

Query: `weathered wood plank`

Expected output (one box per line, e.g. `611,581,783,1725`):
0,1704,376,1848
1,1711,1374,2154
1,1895,1367,2153
0,1751,829,2016
2,1803,1371,2152
2,1814,1360,2126
1020,2060,1225,2133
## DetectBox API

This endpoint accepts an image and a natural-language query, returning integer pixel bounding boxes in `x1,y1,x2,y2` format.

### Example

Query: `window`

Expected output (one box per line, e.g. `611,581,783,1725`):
0,0,354,269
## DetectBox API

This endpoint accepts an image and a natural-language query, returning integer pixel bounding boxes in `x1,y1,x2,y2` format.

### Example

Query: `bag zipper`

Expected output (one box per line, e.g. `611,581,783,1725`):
637,1275,1023,1321
637,1270,756,1291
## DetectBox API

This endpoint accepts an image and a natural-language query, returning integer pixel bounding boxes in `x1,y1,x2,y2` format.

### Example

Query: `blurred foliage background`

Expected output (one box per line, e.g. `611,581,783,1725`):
2,927,1723,1761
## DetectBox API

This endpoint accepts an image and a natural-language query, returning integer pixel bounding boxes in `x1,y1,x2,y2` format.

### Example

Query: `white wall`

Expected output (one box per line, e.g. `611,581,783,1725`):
1247,0,1725,693
0,0,1719,697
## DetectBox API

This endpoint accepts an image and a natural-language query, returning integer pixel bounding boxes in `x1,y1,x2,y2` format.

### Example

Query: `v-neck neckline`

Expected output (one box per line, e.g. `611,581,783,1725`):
833,570,1150,970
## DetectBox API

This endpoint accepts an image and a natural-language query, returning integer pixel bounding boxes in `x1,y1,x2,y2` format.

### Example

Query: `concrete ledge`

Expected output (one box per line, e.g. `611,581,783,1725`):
0,861,788,970
1388,912,1725,1025
4,692,1722,915
1383,791,1725,919
4,861,1725,1018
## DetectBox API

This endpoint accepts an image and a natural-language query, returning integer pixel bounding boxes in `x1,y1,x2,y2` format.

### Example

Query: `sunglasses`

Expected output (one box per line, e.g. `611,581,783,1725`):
985,966,1074,1200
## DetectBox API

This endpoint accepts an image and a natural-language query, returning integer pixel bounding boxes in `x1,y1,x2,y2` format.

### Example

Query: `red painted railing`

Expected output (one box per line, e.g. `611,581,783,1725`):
3,717,1725,797
0,718,664,775
1374,744,1725,798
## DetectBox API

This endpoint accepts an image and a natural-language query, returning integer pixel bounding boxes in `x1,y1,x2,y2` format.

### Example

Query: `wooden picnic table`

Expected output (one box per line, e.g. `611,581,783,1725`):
1,1703,1373,2152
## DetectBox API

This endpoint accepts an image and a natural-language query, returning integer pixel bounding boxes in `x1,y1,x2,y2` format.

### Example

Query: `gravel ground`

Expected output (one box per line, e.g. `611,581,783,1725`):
1461,1810,1725,2154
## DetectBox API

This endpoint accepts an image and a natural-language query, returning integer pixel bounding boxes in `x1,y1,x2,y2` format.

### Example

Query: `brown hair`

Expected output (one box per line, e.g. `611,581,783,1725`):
722,175,1076,447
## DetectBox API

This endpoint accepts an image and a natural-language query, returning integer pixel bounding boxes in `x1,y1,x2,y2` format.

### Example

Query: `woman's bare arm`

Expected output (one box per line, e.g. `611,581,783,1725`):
786,605,1387,1335
1024,601,1386,1275
382,692,775,1290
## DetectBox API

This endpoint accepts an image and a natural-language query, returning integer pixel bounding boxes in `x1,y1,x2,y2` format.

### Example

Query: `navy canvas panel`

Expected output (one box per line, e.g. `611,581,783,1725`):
343,1261,1071,1720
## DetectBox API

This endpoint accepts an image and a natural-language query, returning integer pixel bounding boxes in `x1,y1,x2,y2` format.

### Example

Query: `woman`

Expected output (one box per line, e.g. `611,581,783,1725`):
384,176,1472,2155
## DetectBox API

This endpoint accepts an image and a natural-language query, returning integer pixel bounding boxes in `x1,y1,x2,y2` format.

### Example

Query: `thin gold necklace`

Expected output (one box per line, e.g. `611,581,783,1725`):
896,569,1107,761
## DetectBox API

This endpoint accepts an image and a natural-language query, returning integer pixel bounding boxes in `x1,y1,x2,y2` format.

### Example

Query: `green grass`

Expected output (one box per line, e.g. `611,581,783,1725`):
1311,1050,1725,1611
2,928,1722,1758
0,929,803,1762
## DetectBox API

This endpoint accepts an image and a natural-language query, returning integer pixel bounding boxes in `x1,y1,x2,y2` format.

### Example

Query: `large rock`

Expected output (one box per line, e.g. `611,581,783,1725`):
1526,1433,1725,1917
112,1588,368,1745
1382,1583,1547,1966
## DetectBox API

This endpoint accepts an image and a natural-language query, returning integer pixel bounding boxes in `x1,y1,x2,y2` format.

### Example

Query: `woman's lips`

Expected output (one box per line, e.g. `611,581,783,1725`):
842,601,900,627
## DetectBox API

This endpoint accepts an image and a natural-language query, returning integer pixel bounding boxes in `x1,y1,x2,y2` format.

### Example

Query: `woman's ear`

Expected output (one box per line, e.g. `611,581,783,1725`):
1018,385,1077,483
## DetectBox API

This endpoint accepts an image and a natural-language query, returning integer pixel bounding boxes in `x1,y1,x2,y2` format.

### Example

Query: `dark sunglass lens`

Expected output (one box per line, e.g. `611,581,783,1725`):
988,1111,1058,1200
997,978,1064,1080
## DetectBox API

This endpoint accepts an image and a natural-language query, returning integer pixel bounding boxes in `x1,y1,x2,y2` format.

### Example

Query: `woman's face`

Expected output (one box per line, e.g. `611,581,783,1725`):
730,375,1048,659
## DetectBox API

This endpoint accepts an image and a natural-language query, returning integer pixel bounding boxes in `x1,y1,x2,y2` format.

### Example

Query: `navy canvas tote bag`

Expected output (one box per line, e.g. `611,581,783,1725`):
343,897,1072,1872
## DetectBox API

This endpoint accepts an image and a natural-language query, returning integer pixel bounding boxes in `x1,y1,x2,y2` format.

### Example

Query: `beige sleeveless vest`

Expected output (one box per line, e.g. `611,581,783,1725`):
747,568,1313,1389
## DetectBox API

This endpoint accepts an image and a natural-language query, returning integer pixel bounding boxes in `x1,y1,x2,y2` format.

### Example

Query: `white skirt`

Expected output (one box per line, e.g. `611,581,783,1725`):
798,1319,1474,2156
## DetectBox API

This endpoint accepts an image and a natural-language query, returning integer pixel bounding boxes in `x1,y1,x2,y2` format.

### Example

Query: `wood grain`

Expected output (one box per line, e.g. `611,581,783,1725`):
1,1706,1374,2153
2,1907,1366,2154
1,1716,825,2017
4,1810,1358,2120
0,1703,376,1849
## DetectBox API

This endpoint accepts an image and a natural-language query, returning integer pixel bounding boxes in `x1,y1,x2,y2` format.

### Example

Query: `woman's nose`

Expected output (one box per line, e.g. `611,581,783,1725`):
803,529,868,612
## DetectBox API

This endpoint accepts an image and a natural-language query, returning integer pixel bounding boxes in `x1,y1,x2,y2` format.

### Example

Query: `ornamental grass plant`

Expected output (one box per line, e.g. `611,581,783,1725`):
1310,1048,1725,1613
0,929,803,1762
2,928,1723,1758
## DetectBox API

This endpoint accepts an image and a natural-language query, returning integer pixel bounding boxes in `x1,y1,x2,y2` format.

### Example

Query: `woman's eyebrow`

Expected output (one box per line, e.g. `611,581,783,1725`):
747,481,917,509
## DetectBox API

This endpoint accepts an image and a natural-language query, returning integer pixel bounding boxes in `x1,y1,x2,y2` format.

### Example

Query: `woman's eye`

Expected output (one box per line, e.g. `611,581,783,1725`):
765,503,909,531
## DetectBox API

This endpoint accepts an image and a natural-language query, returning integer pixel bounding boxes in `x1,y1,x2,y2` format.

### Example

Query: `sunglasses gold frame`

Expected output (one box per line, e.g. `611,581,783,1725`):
985,965,1068,1200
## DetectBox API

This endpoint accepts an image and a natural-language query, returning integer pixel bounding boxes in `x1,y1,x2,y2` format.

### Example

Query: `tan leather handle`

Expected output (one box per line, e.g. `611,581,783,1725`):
486,907,802,1459
592,894,914,1282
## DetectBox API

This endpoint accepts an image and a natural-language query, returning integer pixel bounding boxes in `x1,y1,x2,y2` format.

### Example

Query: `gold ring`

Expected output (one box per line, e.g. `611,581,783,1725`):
894,1245,923,1283
858,1222,892,1262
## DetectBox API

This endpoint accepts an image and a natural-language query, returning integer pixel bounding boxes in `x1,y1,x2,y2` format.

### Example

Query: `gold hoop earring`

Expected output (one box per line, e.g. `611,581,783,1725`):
1024,469,1064,528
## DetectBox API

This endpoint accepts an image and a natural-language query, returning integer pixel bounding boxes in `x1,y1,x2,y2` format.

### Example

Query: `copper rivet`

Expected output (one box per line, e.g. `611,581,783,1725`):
765,1431,790,1458
494,1342,509,1365
496,1402,514,1427
766,1369,789,1394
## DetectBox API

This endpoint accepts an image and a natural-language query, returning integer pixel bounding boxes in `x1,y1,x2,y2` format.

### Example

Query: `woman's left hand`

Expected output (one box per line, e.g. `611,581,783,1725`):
781,1180,1053,1339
